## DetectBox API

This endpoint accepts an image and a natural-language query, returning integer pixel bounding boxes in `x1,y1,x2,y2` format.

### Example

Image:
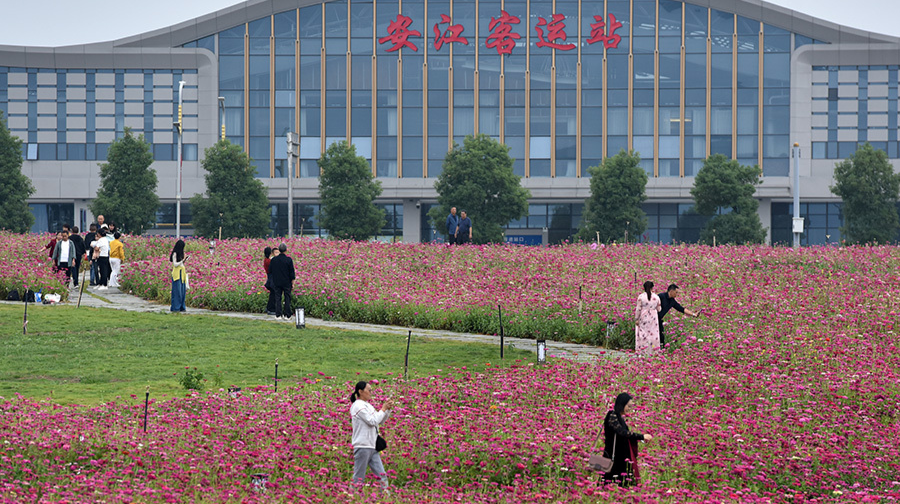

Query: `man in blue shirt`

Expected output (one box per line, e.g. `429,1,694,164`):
457,210,472,244
446,207,459,245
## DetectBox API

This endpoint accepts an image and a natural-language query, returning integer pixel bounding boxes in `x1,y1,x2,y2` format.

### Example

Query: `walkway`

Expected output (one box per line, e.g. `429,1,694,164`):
59,284,624,362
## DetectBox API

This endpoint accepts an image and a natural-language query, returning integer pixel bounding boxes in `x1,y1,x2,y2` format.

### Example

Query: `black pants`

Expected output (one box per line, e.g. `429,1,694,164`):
69,257,81,286
457,234,470,245
265,278,276,314
658,319,666,346
447,234,456,245
97,257,111,286
273,284,292,317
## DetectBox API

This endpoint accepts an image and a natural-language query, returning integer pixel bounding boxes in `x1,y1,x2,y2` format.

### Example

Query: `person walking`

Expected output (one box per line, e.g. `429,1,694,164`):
634,281,661,353
170,239,187,312
51,230,76,286
657,284,701,346
349,381,393,493
44,232,59,264
600,392,652,487
268,243,295,320
457,210,472,245
67,226,85,288
445,207,459,245
84,224,98,286
108,232,125,288
91,229,112,290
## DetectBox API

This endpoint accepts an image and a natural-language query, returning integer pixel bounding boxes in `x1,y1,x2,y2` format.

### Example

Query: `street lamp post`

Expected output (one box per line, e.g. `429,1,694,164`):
217,96,225,141
286,133,300,238
174,80,185,238
792,142,803,249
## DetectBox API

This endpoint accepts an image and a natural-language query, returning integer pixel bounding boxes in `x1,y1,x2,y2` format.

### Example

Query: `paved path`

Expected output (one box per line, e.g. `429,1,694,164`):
33,284,626,362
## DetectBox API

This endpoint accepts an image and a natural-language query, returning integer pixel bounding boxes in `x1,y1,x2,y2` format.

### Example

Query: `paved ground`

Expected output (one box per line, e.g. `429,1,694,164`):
14,283,627,363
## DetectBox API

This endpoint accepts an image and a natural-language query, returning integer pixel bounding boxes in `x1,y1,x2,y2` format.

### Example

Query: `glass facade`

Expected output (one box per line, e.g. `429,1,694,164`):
189,0,801,180
2,67,198,162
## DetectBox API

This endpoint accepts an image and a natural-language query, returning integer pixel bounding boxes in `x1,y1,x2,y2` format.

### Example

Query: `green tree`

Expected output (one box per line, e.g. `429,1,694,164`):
691,154,766,245
0,111,35,233
428,134,530,244
88,128,158,234
576,149,647,243
830,142,900,244
317,141,385,240
190,139,270,238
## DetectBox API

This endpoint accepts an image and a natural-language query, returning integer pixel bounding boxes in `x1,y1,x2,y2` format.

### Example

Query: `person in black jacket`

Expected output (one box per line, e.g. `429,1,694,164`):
268,243,296,320
657,284,701,346
67,226,86,287
601,393,652,487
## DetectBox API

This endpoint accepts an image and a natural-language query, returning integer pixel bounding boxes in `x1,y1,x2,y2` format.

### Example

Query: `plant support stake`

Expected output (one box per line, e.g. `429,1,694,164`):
76,268,87,308
274,358,279,392
404,330,412,379
498,305,504,359
23,290,28,335
142,387,149,432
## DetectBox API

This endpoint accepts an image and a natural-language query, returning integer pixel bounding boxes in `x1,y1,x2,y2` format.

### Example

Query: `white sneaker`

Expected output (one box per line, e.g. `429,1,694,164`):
98,286,108,291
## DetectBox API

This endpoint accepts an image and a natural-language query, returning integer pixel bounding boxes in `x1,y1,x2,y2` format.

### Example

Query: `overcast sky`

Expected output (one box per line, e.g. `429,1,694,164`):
0,0,897,47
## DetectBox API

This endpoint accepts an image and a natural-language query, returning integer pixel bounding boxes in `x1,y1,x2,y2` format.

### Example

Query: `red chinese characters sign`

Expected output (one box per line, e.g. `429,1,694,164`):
378,10,622,55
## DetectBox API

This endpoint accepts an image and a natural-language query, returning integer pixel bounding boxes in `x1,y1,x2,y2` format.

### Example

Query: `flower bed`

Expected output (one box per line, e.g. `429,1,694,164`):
0,231,71,302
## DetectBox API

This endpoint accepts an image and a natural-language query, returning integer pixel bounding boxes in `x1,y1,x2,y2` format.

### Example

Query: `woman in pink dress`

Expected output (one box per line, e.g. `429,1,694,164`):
634,281,662,353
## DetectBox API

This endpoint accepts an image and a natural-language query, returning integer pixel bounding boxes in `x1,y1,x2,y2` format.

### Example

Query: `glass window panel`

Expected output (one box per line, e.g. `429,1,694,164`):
764,53,791,88
249,108,269,135
218,37,244,56
711,53,732,88
351,3,373,37
607,108,627,136
351,107,372,136
299,5,322,38
429,136,450,159
634,55,654,88
274,11,297,38
737,106,758,134
219,56,244,90
737,53,759,88
710,135,731,157
530,137,551,159
633,136,654,158
633,108,653,135
324,0,347,38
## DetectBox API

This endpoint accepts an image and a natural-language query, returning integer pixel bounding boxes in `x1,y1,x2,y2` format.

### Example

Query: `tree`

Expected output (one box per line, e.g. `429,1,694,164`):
190,139,270,238
317,141,385,240
88,128,158,234
576,150,647,243
428,134,530,244
831,142,900,244
0,111,35,233
691,154,766,245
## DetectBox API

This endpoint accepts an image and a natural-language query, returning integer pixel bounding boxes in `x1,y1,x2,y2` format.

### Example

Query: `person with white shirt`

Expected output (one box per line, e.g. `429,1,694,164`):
91,229,112,290
349,381,393,493
52,231,76,286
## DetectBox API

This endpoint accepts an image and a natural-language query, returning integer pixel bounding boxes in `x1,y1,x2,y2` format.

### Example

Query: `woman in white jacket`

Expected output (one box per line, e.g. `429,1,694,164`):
349,381,393,492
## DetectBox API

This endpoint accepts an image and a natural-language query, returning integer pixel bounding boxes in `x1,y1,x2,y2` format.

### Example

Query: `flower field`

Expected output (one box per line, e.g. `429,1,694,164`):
1,234,899,502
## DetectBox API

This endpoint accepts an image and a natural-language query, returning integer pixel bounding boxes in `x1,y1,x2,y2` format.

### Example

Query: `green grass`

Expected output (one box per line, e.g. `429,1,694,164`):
0,304,533,405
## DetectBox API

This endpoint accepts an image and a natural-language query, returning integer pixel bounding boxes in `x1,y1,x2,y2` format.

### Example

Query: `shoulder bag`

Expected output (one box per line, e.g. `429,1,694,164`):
588,424,616,473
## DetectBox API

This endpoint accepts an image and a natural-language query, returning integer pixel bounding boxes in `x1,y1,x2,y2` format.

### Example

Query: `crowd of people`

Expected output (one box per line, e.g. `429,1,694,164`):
43,214,125,291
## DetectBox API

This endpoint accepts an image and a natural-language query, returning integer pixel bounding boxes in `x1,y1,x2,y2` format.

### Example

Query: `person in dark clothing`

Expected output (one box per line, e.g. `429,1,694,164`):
457,211,472,245
84,224,98,286
67,226,86,287
657,284,701,346
268,243,296,321
601,393,652,487
263,246,276,315
445,207,459,245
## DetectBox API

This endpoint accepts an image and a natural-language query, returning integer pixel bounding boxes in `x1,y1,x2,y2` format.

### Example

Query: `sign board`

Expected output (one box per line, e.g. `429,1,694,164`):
505,234,543,246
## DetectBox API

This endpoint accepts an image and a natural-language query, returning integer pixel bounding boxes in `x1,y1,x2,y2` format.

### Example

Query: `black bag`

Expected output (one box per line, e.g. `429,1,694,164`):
24,290,35,303
376,434,387,452
5,289,20,301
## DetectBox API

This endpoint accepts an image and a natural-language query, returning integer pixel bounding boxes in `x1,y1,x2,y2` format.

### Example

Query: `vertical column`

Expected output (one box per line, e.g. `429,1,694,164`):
576,0,582,177
627,0,633,151
448,0,455,152
295,10,301,177
474,0,480,135
705,9,710,158
601,0,607,163
652,0,659,177
244,23,250,154
320,6,327,156
373,0,379,176
347,0,353,144
398,0,404,177
499,0,505,145
758,23,764,171
679,5,685,177
731,14,737,160
270,16,276,177
422,0,429,175
524,0,531,177
550,0,557,177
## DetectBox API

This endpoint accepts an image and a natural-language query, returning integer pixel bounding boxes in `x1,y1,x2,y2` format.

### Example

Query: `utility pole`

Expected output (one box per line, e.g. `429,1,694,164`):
286,133,300,238
174,80,185,237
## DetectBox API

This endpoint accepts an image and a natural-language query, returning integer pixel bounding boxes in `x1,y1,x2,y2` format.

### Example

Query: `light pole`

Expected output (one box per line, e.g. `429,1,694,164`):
792,142,803,249
286,132,300,238
174,80,185,238
217,96,225,141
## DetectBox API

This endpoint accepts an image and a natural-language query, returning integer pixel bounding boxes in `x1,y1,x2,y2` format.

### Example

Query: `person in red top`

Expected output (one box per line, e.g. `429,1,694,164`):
264,246,275,315
44,232,60,265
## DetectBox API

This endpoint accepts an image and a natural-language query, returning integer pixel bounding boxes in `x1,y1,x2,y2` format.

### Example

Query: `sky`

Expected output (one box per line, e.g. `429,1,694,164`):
0,0,898,47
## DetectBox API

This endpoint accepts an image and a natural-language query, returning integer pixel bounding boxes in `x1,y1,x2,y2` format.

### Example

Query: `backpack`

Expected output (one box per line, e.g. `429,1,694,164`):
5,289,19,301
24,290,35,303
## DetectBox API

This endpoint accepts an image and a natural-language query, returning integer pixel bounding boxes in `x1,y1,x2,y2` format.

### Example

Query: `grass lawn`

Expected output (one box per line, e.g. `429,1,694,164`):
0,304,533,405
